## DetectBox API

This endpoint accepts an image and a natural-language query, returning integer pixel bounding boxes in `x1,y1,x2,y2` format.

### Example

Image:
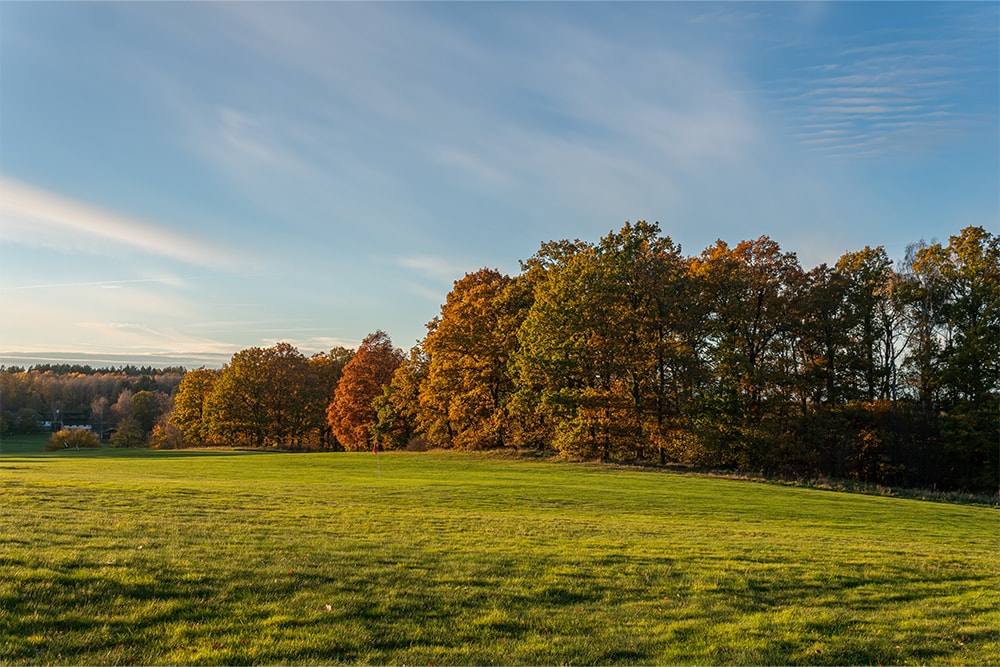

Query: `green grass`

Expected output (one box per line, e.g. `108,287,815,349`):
1,449,997,665
0,432,52,455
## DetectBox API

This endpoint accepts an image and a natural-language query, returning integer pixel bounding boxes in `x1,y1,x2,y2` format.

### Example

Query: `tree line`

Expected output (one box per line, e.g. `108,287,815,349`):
0,367,183,448
162,223,997,493
3,223,994,492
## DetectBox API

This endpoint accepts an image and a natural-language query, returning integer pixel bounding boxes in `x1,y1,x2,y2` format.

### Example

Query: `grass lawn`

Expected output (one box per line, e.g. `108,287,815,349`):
0,433,52,455
1,449,997,665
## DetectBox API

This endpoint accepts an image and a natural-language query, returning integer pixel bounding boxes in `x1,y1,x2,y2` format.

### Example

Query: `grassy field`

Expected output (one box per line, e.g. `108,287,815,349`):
1,447,997,665
0,433,51,455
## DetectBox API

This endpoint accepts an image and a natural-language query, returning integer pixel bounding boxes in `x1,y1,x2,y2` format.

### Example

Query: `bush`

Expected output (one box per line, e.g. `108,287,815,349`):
149,422,183,450
46,428,101,451
110,417,146,448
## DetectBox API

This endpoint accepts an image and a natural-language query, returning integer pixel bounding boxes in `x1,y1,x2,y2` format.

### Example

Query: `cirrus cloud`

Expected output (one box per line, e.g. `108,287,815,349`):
0,176,242,268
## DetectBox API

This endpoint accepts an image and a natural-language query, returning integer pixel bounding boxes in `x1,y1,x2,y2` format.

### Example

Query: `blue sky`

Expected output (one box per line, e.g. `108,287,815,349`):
1,2,997,368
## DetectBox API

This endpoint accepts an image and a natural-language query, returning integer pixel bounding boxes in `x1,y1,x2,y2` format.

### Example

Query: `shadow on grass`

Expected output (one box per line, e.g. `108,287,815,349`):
7,555,994,666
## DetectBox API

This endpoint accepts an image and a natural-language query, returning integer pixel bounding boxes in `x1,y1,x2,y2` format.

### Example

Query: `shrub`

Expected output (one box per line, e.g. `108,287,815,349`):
110,417,146,448
149,422,183,450
46,428,101,451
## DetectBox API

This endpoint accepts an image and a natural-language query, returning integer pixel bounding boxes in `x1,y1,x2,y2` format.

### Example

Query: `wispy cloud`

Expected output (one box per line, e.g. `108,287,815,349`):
2,310,239,361
404,282,449,305
138,2,762,249
395,256,473,305
259,335,362,354
776,29,997,159
0,350,235,370
0,177,240,268
397,256,477,282
0,278,182,291
2,2,993,365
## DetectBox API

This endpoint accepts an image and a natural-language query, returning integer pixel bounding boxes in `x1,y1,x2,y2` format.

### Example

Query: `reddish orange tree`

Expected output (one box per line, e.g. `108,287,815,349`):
326,331,404,451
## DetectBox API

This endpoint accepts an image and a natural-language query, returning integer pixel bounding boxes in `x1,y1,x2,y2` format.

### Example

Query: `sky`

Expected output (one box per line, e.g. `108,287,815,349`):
1,2,997,369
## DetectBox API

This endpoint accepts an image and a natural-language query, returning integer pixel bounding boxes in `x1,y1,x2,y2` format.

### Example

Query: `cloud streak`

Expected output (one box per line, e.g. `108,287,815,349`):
0,278,180,291
141,2,762,249
0,177,239,268
776,27,997,159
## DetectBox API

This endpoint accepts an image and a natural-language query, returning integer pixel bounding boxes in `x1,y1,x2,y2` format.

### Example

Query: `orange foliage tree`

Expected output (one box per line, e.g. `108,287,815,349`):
326,331,404,451
420,268,515,449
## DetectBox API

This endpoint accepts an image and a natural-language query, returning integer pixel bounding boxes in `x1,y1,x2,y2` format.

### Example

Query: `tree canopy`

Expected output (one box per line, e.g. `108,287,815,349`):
57,220,991,493
377,222,997,492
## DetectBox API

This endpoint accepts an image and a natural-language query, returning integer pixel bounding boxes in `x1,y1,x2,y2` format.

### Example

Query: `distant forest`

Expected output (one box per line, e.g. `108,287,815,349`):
2,223,997,493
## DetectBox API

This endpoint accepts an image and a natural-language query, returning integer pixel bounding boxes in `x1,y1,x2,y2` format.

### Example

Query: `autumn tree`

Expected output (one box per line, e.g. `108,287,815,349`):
111,388,133,425
326,331,404,451
90,396,110,436
912,226,1000,490
419,269,516,449
130,390,158,434
110,417,146,448
203,342,324,448
512,222,693,461
309,347,355,448
133,223,996,491
169,368,218,444
371,344,428,450
834,246,903,403
691,236,802,468
46,428,101,450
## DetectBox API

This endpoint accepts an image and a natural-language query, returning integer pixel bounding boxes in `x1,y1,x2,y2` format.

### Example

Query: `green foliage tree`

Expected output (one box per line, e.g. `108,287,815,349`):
698,236,803,422
130,390,158,434
309,347,355,449
926,227,1000,489
371,345,428,450
792,264,851,409
513,222,695,461
514,242,610,458
260,342,325,448
11,408,43,434
689,236,803,468
503,238,591,449
933,227,1000,405
203,346,271,447
594,222,698,462
834,246,903,403
110,417,146,448
898,240,949,414
133,374,158,393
